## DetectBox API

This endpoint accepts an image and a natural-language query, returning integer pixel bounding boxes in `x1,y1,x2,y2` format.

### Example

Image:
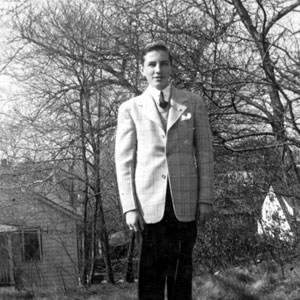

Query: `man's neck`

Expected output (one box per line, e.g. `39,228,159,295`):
149,84,170,92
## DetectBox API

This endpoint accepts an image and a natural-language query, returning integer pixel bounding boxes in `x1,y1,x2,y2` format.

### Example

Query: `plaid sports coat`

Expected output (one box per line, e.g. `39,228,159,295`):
115,86,214,224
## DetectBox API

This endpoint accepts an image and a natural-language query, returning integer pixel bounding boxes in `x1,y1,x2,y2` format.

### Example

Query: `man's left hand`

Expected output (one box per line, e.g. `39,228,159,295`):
198,203,213,225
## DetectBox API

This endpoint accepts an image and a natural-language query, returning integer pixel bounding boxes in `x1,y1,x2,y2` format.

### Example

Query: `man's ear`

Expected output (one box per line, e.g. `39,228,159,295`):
140,64,145,77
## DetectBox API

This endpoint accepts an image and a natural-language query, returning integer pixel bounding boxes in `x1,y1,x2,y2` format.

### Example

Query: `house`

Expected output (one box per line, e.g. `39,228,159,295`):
258,185,300,241
0,159,82,289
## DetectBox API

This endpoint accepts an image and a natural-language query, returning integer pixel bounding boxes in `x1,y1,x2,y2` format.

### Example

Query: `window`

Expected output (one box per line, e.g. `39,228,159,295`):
20,228,42,262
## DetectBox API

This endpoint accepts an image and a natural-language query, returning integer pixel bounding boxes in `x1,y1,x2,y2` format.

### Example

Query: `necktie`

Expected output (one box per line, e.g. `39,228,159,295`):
159,91,168,109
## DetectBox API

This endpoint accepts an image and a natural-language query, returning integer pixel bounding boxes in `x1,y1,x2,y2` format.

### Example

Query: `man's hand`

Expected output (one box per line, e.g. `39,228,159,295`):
125,210,144,232
198,203,213,225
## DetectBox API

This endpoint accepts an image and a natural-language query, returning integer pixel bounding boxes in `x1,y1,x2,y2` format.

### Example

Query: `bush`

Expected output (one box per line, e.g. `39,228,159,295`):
194,212,259,272
0,289,33,300
193,211,300,274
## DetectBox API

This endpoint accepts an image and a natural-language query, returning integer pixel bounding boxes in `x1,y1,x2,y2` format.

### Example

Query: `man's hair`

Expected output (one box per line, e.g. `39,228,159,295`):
140,41,173,65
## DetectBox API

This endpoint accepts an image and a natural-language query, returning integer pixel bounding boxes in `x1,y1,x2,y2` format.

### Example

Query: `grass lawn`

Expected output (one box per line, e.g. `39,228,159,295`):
2,259,300,299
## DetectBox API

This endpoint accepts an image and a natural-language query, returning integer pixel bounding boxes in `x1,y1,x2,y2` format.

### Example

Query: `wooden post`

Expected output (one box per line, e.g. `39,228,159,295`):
7,234,15,286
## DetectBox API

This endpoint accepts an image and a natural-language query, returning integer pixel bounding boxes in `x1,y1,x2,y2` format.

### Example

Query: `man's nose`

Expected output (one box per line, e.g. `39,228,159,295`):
154,64,162,72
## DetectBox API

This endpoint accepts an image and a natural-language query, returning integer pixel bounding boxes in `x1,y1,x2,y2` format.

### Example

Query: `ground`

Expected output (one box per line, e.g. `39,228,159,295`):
1,260,300,299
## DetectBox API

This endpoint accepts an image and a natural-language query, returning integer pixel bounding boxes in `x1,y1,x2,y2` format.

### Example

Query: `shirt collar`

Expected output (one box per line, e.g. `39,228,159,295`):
148,84,171,104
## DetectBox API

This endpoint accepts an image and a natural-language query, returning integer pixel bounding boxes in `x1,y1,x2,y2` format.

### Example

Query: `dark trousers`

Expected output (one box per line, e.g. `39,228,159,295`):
138,185,197,300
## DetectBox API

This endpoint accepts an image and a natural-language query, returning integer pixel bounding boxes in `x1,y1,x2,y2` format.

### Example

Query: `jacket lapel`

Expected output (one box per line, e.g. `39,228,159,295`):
167,87,188,132
138,89,165,131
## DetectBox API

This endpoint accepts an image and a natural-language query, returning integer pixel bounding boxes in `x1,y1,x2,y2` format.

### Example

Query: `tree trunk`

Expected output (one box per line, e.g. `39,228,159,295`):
79,87,91,285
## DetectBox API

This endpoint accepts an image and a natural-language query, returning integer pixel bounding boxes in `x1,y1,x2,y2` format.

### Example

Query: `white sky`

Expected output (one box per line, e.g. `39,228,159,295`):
0,0,29,114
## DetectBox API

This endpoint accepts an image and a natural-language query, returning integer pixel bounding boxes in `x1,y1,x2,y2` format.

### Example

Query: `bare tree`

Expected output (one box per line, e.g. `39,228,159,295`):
3,0,128,285
225,0,300,189
2,0,300,279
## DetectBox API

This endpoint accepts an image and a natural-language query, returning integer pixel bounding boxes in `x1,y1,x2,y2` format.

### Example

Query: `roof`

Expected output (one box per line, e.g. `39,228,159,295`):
30,182,82,219
0,162,82,220
0,224,18,233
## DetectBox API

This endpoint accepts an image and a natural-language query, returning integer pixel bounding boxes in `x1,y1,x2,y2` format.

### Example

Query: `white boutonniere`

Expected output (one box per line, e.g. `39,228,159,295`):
181,113,192,121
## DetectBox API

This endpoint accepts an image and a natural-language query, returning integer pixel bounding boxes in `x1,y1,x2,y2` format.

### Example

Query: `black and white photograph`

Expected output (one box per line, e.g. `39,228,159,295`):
1,1,300,299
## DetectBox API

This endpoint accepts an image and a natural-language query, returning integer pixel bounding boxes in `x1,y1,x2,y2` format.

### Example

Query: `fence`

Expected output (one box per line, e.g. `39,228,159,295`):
0,267,12,286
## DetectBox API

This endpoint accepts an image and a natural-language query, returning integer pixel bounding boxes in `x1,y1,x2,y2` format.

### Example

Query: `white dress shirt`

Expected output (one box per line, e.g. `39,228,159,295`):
148,85,171,130
148,84,171,106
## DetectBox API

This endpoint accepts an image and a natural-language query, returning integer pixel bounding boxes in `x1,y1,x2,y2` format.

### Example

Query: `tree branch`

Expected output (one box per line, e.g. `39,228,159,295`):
265,0,300,35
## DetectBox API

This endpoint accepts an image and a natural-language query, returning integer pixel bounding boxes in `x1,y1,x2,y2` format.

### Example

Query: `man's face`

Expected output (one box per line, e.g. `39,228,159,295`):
140,50,172,90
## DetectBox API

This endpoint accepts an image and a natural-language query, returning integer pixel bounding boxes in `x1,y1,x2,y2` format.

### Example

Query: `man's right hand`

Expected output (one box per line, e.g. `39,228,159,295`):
125,210,144,232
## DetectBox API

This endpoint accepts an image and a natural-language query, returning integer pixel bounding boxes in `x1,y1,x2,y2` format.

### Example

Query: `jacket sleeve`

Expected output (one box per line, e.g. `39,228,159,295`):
194,96,214,205
115,102,138,214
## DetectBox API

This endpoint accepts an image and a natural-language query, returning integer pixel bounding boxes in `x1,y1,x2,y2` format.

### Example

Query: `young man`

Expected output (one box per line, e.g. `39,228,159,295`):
115,41,214,300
